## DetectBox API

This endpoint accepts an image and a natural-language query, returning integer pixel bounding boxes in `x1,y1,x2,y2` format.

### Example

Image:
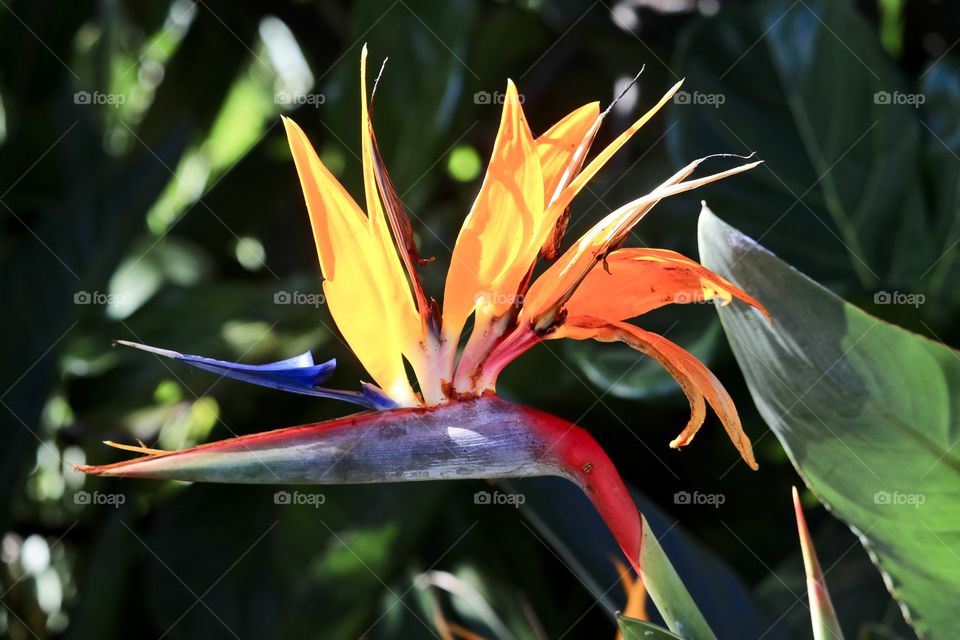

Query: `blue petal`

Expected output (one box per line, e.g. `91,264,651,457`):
115,340,379,408
361,382,401,410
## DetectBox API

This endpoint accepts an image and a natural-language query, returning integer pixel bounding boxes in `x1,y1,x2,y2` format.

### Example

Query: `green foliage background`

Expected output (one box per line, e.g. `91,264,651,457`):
1,0,956,638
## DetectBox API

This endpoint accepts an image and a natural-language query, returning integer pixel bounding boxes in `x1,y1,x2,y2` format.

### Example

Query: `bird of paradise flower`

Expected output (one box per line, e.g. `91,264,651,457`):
79,46,767,577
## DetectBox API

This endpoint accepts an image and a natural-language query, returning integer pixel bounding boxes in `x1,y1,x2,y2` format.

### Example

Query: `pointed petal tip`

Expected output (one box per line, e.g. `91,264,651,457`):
113,339,181,359
792,485,806,524
669,434,758,470
103,440,168,455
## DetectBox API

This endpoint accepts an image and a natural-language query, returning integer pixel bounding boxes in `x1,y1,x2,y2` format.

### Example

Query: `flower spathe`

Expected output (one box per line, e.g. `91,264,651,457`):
80,46,768,573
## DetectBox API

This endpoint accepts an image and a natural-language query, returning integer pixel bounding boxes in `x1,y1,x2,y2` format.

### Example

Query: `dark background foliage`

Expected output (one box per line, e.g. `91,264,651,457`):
1,0,956,638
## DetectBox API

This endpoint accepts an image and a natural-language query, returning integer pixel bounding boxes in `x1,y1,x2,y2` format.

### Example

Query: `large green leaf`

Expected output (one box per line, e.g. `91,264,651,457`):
698,207,960,639
918,59,960,317
672,0,933,291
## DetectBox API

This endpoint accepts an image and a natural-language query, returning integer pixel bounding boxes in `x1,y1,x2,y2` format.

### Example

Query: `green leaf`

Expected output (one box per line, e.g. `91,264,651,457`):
617,614,685,640
638,515,717,640
918,59,960,310
508,478,779,638
698,206,960,639
672,0,933,290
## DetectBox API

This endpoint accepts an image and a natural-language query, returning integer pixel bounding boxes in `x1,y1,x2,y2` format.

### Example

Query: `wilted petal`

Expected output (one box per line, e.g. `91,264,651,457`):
523,158,762,329
536,102,601,259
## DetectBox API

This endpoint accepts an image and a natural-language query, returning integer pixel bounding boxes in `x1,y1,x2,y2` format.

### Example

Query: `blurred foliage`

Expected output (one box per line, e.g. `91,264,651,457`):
1,0,957,638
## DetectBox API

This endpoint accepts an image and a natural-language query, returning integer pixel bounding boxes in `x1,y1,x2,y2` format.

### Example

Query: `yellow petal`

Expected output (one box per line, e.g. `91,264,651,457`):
442,80,545,343
563,247,768,321
282,116,418,405
556,316,758,470
359,47,433,393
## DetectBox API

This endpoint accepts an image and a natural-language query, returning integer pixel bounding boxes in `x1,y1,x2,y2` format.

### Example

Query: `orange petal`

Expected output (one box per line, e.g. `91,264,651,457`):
536,102,601,258
535,80,684,245
537,102,601,200
614,558,649,622
282,116,419,405
523,158,762,328
442,80,545,343
563,247,769,321
444,81,686,349
556,316,758,470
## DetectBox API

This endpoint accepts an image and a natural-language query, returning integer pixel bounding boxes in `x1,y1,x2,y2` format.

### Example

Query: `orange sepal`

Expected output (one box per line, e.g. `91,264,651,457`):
442,80,545,343
563,247,769,322
555,316,758,470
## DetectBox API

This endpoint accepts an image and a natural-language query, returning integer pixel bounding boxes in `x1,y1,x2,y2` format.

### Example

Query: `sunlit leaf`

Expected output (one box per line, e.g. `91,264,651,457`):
699,207,960,639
